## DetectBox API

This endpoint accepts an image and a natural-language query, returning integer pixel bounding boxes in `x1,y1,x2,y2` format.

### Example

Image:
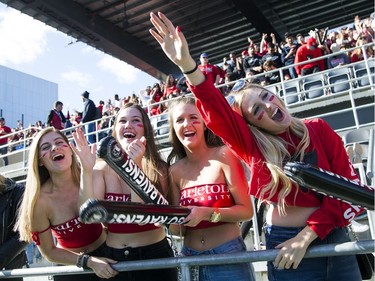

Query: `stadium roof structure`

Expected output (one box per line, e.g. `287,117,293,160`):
0,0,373,80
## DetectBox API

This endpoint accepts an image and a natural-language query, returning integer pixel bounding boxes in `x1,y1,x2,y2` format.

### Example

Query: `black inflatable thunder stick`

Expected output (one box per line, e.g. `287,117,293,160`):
79,199,191,225
284,162,374,210
97,136,168,205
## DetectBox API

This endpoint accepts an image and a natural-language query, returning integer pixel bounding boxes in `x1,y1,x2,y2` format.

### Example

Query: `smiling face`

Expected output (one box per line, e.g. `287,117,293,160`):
38,131,72,170
238,87,292,134
171,103,206,149
114,107,145,147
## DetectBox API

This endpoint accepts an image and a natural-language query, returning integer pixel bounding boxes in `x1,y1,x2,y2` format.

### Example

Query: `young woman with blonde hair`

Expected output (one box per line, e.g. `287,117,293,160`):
15,127,117,280
167,96,255,281
150,12,364,281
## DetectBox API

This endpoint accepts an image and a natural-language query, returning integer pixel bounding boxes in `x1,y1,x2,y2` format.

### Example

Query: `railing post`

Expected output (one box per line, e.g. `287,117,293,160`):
347,89,360,129
179,264,192,281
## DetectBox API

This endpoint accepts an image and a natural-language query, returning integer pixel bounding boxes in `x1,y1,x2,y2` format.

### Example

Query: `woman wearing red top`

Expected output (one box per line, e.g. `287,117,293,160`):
79,103,177,281
167,96,254,281
15,127,117,280
164,74,180,99
150,12,364,281
350,35,374,63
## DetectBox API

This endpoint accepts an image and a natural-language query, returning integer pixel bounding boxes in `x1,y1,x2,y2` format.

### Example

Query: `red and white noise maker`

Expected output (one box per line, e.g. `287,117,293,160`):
284,162,374,210
97,136,169,205
79,199,190,225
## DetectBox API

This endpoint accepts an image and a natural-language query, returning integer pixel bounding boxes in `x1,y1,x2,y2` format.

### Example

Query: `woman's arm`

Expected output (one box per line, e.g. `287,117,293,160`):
274,225,318,270
149,12,205,87
70,127,97,207
306,119,365,239
32,199,117,278
216,146,253,222
168,164,186,236
149,12,258,165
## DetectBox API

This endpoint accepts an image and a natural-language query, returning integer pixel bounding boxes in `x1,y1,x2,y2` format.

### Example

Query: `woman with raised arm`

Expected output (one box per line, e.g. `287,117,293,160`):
15,127,118,280
79,102,177,281
167,96,255,281
150,12,363,281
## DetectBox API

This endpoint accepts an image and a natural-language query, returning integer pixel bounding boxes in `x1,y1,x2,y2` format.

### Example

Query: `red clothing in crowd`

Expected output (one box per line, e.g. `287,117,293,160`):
48,110,65,130
0,124,11,145
189,78,363,239
294,45,325,76
163,85,180,98
198,64,221,84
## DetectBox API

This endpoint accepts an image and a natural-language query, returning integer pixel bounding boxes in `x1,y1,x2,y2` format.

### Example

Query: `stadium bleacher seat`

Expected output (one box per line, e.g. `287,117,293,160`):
278,80,300,105
156,113,169,136
327,66,352,94
303,73,326,99
354,59,375,88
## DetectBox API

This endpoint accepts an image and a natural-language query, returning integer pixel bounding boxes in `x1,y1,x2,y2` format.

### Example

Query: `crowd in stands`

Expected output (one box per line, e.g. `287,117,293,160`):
0,14,373,164
224,14,374,87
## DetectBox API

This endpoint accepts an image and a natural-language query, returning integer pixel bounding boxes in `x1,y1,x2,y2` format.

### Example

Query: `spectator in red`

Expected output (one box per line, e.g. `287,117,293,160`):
294,37,325,76
198,53,221,85
46,101,66,130
0,117,12,166
163,74,180,99
150,83,163,116
151,83,163,103
350,35,374,63
98,100,104,116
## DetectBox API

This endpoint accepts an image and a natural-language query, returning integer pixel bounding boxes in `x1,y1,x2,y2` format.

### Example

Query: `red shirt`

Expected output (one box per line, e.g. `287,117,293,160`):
198,64,221,84
294,45,325,75
189,79,362,239
0,125,11,145
164,85,180,98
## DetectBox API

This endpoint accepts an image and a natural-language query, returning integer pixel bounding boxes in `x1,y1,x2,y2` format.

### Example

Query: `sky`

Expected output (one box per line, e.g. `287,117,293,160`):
0,3,159,114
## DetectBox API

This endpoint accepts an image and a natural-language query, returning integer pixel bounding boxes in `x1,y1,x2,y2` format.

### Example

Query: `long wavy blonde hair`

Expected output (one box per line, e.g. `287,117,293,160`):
14,127,81,242
230,84,310,215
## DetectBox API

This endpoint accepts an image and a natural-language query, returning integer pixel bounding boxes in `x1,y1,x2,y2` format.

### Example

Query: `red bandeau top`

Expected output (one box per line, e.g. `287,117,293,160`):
179,183,235,229
32,216,102,249
105,192,159,233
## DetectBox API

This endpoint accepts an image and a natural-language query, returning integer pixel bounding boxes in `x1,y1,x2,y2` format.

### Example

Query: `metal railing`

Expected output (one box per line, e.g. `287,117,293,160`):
0,240,373,280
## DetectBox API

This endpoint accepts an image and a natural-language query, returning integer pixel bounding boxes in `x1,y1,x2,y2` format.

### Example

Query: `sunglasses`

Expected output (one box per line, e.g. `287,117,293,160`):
231,79,248,92
225,79,249,106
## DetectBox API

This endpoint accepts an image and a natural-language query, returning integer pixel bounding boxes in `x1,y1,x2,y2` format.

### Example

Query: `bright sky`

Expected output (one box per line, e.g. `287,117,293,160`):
0,3,159,114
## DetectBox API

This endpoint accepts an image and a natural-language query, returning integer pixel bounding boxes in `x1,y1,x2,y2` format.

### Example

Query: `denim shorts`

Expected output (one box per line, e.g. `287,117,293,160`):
102,237,177,281
181,236,256,281
265,225,362,281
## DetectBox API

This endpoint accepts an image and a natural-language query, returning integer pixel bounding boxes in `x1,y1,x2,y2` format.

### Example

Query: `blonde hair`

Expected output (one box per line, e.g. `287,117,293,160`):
111,103,168,196
230,84,310,215
14,127,81,242
0,174,6,193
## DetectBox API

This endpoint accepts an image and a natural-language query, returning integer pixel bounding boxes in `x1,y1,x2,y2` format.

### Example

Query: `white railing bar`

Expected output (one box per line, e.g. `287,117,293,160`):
0,240,373,279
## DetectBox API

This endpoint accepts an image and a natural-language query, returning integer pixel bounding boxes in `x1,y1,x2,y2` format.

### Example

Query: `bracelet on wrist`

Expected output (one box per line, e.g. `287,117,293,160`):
82,254,90,270
76,253,90,269
182,63,198,75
